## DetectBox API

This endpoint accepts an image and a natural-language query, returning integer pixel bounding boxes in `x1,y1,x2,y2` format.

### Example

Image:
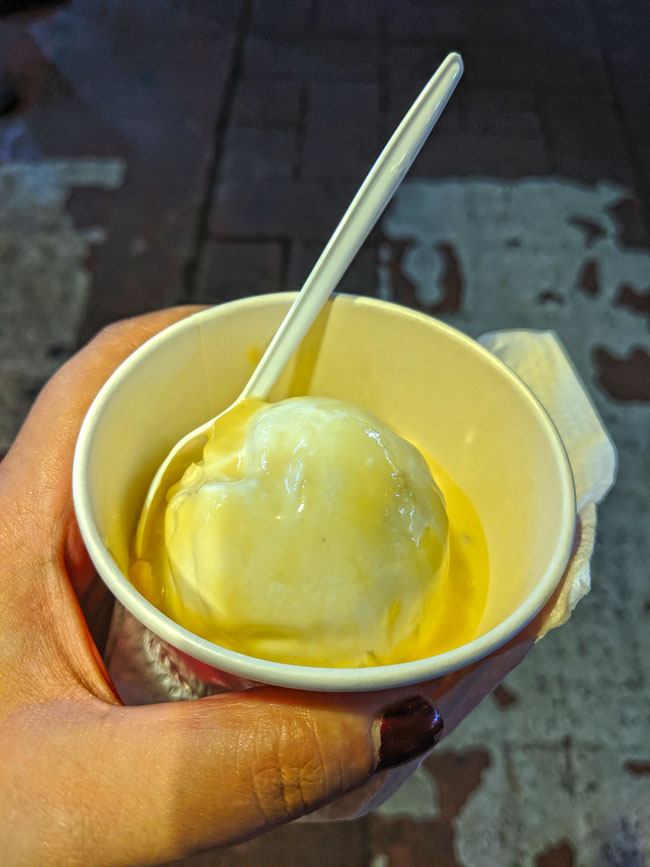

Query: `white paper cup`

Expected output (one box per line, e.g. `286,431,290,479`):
73,294,576,692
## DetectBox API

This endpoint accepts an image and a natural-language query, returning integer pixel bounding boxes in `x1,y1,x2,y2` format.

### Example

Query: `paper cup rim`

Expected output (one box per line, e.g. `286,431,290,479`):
73,294,576,692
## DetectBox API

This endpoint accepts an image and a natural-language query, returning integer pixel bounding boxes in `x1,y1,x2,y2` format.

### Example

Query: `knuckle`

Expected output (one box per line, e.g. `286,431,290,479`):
95,319,126,342
250,717,340,822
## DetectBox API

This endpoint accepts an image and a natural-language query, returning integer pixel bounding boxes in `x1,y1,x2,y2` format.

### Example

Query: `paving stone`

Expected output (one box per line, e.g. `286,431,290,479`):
409,132,552,178
0,20,53,117
462,43,611,95
543,94,634,184
595,346,650,402
381,176,650,390
633,139,650,188
302,81,380,183
528,0,601,57
195,241,288,303
48,0,244,34
250,0,314,38
244,36,378,83
60,185,117,234
464,1,535,42
606,194,650,249
608,51,650,144
380,0,471,41
212,178,358,241
195,239,285,301
172,815,369,866
459,88,543,139
0,158,124,451
315,0,378,38
0,42,123,159
287,240,378,295
221,126,297,183
4,1,242,337
632,143,650,202
590,0,650,57
231,79,302,129
381,0,536,43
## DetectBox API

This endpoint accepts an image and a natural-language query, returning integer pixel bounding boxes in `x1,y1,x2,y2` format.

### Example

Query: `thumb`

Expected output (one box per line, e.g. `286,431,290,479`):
58,688,441,863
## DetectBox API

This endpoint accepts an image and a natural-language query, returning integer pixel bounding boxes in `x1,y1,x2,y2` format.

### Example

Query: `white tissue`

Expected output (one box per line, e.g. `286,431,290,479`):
478,329,616,637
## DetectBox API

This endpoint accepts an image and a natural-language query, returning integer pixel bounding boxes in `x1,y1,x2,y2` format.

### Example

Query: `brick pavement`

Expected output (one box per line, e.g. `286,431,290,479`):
195,0,650,318
1,1,649,865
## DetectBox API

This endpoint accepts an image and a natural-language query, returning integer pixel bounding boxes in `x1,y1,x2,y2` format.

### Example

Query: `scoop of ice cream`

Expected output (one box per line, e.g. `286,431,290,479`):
142,396,450,667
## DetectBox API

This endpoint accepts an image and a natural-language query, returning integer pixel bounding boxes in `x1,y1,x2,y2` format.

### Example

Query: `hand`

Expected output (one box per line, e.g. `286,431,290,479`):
0,309,443,866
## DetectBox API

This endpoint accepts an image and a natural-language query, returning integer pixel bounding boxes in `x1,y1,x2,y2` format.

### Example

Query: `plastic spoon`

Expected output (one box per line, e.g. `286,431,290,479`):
135,51,463,556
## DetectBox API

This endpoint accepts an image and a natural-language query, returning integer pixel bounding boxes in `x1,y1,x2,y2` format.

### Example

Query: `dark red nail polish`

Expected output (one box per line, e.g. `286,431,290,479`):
376,695,443,771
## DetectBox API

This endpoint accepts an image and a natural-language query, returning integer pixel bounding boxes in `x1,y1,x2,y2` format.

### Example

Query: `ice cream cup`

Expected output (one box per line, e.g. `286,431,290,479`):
73,294,576,693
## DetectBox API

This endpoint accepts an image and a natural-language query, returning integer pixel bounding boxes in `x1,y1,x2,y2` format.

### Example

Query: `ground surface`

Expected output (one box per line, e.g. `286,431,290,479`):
1,2,649,865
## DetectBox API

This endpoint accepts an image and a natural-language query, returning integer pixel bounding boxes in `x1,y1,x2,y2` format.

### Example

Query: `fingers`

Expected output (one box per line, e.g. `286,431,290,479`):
0,307,204,695
3,688,442,865
103,687,441,861
106,689,381,860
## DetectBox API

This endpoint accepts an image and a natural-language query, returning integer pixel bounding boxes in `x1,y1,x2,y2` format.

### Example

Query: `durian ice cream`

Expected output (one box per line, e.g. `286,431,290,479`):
131,396,451,667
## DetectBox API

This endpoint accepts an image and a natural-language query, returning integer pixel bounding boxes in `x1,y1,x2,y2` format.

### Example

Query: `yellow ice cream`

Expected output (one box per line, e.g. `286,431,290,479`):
132,396,452,667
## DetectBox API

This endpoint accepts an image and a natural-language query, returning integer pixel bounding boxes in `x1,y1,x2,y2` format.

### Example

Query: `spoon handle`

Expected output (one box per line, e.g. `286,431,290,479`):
240,51,464,401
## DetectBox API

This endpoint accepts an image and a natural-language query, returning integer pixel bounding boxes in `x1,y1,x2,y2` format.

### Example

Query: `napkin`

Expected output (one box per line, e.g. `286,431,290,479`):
477,329,616,638
105,328,617,814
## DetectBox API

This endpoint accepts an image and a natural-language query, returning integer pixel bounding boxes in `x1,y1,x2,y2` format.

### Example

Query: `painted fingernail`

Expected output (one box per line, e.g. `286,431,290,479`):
376,695,443,771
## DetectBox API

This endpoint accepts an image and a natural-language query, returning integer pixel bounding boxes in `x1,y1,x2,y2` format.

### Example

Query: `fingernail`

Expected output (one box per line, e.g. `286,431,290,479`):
376,695,443,771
